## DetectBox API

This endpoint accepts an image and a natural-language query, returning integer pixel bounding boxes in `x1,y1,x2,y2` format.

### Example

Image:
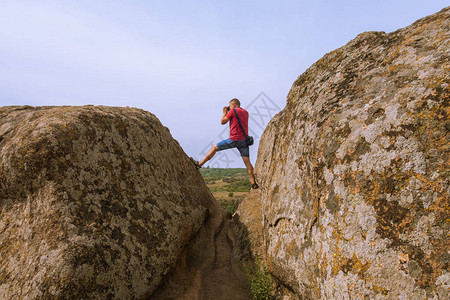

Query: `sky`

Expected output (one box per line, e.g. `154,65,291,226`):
0,0,447,167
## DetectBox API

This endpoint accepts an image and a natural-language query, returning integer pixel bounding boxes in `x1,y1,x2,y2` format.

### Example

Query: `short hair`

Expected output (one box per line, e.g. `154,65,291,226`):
229,98,241,107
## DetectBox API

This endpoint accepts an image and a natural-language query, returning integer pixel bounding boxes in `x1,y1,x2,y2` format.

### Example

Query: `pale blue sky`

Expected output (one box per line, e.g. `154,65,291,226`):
0,1,447,167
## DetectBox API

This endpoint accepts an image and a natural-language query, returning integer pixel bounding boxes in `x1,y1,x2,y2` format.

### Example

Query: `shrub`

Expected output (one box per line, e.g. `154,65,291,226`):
250,260,274,300
218,198,237,214
228,192,234,197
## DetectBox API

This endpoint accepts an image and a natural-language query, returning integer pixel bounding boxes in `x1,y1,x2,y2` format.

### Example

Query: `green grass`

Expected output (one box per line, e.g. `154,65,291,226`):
250,260,274,300
199,167,248,179
209,180,251,193
217,197,237,214
200,168,251,193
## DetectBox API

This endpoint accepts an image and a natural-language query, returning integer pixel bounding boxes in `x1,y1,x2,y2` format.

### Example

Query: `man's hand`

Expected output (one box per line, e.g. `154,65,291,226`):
221,106,230,125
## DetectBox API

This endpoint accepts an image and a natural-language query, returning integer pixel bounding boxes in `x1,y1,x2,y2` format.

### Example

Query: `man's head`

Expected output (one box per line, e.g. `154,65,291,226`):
229,98,241,109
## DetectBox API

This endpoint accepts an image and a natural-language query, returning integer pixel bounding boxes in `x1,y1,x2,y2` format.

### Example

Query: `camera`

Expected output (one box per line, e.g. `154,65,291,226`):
227,106,230,112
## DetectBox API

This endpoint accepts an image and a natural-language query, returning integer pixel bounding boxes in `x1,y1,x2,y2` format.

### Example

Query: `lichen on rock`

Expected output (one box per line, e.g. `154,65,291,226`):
0,105,216,299
236,6,449,299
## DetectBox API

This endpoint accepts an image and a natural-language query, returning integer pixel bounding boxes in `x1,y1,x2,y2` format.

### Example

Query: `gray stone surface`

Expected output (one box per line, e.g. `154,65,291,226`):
241,7,449,299
0,106,216,299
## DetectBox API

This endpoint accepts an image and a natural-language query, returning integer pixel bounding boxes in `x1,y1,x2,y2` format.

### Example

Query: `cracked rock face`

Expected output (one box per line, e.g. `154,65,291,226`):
0,106,215,299
252,7,449,299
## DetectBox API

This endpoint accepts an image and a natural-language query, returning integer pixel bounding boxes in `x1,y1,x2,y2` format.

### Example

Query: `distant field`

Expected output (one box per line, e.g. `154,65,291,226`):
199,168,251,213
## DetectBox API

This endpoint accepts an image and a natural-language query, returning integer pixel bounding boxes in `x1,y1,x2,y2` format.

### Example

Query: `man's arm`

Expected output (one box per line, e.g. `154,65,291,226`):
221,106,230,125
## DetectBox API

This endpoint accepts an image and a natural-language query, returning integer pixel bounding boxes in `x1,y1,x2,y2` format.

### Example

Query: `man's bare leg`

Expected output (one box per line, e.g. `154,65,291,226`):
242,156,257,187
199,145,220,167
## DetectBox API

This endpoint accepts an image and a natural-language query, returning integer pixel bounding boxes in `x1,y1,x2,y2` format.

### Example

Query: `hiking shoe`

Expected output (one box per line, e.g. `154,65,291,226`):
189,157,201,169
252,183,259,189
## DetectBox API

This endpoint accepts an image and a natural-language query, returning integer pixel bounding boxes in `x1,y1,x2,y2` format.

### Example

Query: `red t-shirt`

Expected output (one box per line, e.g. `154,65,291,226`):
226,108,249,141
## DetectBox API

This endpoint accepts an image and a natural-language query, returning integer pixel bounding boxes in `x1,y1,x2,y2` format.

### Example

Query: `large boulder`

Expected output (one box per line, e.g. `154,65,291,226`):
0,106,217,299
239,7,449,299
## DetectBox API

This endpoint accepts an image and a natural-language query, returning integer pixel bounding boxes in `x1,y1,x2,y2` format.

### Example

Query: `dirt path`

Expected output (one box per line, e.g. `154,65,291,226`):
199,218,252,299
151,209,253,300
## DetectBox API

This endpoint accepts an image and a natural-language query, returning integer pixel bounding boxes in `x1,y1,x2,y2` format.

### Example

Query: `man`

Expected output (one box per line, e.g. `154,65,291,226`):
192,98,259,189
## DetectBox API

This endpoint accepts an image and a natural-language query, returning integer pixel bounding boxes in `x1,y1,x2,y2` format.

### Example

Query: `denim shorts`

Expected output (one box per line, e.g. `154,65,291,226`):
216,138,249,157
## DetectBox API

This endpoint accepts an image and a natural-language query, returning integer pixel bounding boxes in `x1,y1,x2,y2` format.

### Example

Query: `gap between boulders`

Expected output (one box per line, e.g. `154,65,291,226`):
151,205,253,300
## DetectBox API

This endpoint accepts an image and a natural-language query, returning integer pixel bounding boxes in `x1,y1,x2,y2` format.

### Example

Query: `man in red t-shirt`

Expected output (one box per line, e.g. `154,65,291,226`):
192,98,258,189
